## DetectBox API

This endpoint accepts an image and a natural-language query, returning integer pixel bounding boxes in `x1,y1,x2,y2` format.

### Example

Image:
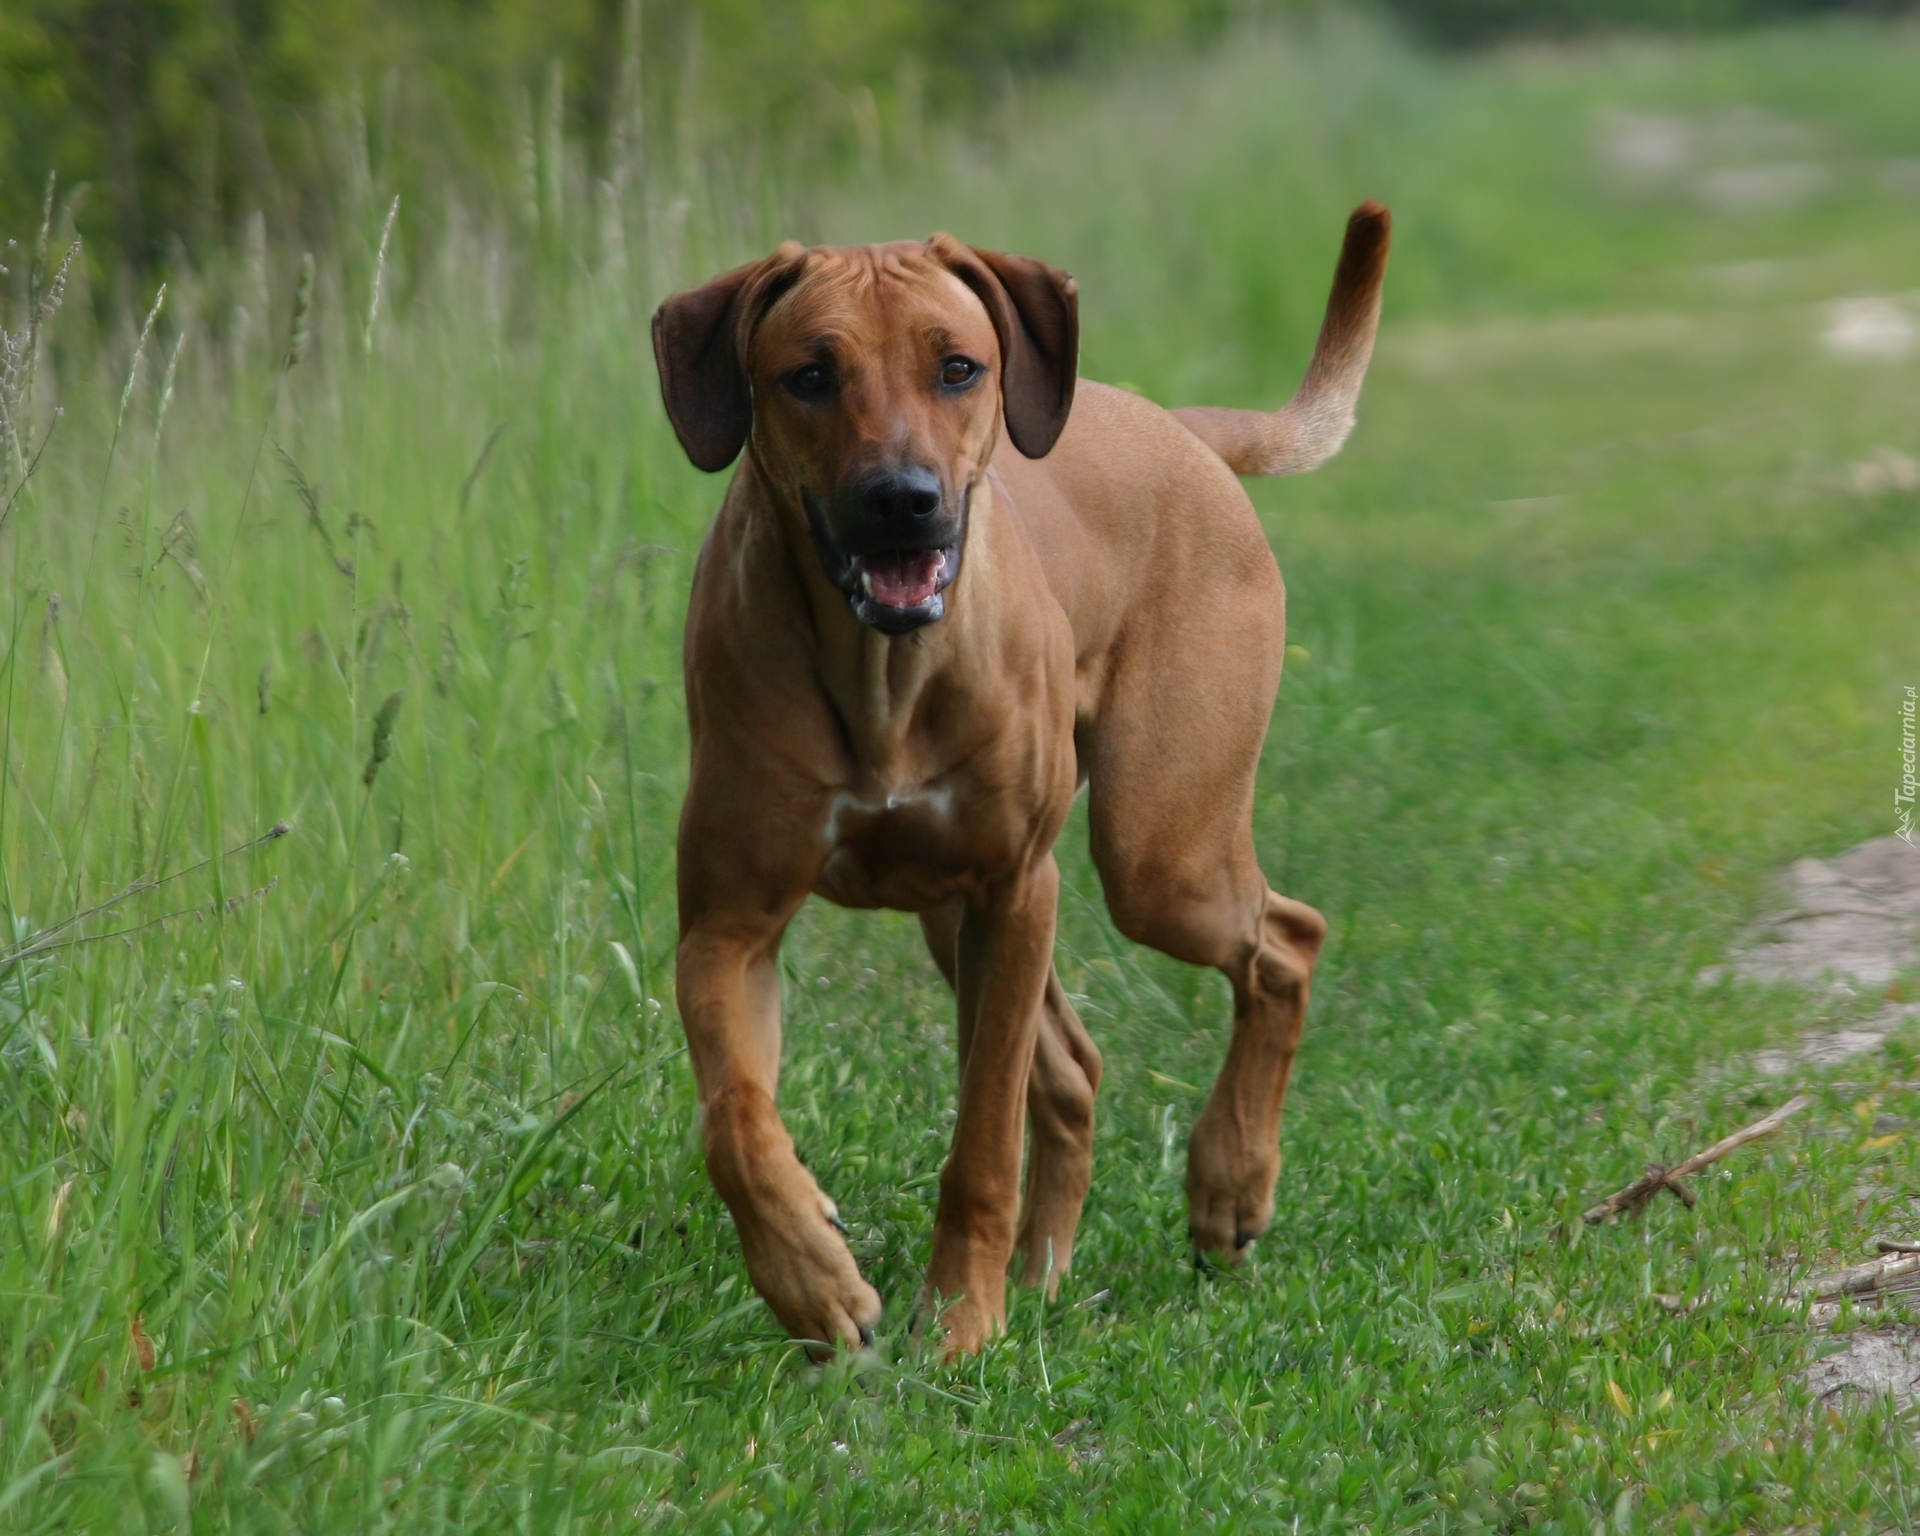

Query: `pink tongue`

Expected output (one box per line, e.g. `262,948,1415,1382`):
863,550,942,606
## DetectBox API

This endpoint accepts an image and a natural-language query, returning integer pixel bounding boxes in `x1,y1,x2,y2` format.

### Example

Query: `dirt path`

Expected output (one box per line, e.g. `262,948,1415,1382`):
1707,836,1920,1074
1705,838,1920,1408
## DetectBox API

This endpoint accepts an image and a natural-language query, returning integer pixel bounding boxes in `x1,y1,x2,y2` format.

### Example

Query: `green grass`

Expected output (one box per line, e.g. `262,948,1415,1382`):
4,15,1920,1532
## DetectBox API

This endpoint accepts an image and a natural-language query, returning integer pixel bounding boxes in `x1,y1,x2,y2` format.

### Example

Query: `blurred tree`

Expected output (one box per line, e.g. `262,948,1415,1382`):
1,0,625,277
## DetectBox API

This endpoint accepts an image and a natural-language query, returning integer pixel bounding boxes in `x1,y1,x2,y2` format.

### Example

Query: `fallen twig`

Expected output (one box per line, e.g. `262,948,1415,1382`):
1873,1238,1920,1255
1796,1254,1920,1305
1583,1095,1811,1224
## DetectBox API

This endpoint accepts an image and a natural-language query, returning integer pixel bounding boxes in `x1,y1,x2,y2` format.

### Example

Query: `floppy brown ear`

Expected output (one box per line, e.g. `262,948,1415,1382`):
929,236,1079,459
651,242,810,472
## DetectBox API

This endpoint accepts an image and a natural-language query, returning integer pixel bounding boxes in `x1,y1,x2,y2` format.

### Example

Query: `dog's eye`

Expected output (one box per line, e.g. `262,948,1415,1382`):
785,363,835,400
940,356,982,390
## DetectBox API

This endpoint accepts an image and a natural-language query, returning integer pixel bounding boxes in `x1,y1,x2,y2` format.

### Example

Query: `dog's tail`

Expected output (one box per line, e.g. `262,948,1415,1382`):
1174,201,1390,478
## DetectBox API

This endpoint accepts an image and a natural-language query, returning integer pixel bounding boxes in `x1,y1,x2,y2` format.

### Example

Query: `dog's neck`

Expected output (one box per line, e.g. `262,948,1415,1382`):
744,451,999,791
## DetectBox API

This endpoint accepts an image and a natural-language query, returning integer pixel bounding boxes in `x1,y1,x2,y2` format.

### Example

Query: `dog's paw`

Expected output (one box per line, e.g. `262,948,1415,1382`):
760,1247,882,1356
737,1188,882,1354
1185,1113,1279,1262
918,1288,1004,1360
1013,1228,1074,1296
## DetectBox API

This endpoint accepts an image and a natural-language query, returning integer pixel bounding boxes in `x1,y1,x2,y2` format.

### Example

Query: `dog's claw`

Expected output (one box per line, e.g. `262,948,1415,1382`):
858,1324,875,1349
1234,1229,1255,1251
826,1212,849,1235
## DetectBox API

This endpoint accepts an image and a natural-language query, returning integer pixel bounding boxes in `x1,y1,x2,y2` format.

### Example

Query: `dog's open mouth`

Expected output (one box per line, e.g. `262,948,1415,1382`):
854,549,948,610
803,489,967,636
846,545,959,633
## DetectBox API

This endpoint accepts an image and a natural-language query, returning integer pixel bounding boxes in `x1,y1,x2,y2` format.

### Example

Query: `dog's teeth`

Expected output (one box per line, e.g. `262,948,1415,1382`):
858,569,872,596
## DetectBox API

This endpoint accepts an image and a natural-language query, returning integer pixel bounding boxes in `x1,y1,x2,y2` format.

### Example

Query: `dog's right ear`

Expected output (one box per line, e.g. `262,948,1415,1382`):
652,242,810,472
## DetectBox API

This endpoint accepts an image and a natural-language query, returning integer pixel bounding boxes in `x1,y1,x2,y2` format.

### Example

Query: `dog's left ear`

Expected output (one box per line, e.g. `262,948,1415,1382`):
929,236,1079,459
652,242,810,472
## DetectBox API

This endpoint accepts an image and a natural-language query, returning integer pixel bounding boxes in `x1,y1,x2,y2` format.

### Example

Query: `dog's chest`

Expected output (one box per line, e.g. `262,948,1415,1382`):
805,638,1073,910
814,780,1007,909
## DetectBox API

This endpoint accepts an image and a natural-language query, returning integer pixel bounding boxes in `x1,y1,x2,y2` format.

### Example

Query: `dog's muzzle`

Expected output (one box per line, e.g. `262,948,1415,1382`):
805,469,967,636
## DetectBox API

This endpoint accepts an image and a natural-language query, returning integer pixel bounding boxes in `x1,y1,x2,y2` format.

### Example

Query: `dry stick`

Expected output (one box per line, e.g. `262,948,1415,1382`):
1582,1094,1812,1224
1796,1254,1920,1305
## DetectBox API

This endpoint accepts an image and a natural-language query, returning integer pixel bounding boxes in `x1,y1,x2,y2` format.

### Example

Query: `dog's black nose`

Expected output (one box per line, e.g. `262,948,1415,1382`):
854,468,942,522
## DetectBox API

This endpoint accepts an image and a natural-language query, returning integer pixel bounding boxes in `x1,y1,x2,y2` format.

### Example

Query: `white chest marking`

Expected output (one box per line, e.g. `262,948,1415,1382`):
823,785,955,850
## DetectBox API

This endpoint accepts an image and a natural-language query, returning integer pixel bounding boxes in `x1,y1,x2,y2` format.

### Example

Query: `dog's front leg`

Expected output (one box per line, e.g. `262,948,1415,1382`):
923,855,1058,1355
678,914,882,1354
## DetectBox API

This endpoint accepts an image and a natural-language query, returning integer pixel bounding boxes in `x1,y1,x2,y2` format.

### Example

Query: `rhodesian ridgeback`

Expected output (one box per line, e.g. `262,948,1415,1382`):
653,202,1390,1356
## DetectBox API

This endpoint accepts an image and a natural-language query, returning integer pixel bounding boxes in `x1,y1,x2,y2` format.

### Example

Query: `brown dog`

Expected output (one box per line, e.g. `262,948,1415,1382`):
652,203,1389,1356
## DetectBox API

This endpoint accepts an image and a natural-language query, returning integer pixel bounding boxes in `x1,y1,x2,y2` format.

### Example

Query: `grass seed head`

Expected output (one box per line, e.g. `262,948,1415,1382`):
115,285,166,441
285,252,315,370
1,237,77,473
364,689,405,786
365,197,400,352
39,239,77,325
154,332,183,442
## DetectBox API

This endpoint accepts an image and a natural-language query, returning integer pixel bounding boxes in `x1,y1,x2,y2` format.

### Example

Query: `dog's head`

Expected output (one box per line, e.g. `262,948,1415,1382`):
653,239,1078,634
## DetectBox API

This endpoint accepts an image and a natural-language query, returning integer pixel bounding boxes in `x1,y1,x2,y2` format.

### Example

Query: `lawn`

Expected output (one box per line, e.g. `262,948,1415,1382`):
3,16,1919,1532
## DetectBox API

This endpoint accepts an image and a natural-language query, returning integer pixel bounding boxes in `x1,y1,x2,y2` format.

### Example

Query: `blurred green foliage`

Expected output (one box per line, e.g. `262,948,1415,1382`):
1390,0,1900,44
0,0,1262,277
1,0,1903,281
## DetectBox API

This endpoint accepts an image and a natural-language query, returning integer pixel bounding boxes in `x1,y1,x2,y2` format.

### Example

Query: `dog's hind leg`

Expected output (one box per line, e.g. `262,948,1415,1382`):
920,903,1102,1296
1014,970,1101,1292
1093,818,1325,1259
1082,545,1324,1259
1181,887,1325,1257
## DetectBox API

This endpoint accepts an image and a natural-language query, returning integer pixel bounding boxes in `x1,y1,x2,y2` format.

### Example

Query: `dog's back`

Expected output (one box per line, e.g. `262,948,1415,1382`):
992,379,1282,668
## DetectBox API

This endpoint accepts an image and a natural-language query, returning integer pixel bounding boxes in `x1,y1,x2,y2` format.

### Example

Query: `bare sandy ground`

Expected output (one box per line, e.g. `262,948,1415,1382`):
1803,1325,1920,1409
1707,836,1920,1075
1708,837,1920,1409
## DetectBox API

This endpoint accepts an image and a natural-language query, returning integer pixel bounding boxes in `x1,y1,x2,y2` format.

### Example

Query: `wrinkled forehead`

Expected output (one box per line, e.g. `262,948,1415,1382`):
752,243,995,362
